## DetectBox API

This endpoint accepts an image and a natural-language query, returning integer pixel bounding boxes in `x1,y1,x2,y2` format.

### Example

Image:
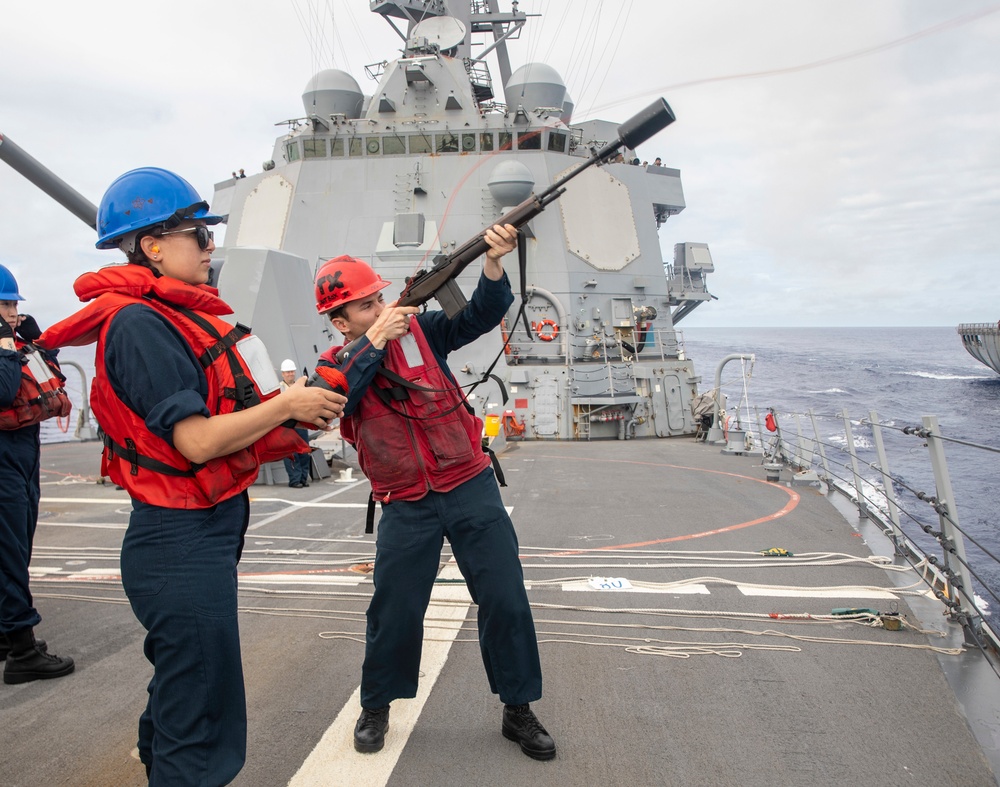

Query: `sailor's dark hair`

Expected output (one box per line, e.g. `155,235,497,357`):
125,230,165,275
326,304,347,322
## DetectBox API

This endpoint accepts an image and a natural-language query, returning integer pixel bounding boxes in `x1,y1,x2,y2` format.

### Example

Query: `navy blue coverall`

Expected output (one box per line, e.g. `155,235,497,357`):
0,347,44,639
320,272,544,710
106,304,249,786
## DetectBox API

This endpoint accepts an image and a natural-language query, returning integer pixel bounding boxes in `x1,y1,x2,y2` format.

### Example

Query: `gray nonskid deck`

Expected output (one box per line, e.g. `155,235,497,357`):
0,438,994,786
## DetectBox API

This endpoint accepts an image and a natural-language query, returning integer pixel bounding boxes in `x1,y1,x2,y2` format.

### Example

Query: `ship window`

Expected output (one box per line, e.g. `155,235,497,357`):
410,134,432,154
303,138,327,158
436,133,459,153
480,132,494,151
330,138,345,156
366,137,381,155
517,131,541,150
383,135,406,155
285,142,301,162
498,132,513,151
460,133,477,152
548,131,567,153
348,138,363,157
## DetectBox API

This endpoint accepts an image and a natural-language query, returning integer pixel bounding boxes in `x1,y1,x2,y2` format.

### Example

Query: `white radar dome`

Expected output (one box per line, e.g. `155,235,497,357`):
302,69,364,120
488,160,535,207
505,63,566,115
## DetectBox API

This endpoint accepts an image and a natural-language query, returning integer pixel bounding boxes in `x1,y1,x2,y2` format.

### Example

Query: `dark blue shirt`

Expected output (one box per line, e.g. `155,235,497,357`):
0,348,20,409
104,304,211,446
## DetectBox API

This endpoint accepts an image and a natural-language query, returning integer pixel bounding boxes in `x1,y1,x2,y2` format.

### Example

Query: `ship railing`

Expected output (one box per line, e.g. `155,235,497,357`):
762,407,1000,668
40,359,98,445
957,322,1000,336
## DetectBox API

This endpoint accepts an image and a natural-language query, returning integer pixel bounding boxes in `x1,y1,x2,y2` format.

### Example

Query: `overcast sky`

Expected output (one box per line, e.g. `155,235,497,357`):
2,1,998,328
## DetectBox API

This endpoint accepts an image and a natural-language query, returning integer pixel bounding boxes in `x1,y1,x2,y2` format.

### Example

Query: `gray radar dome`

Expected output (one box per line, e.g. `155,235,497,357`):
302,69,364,120
488,160,535,207
505,63,566,115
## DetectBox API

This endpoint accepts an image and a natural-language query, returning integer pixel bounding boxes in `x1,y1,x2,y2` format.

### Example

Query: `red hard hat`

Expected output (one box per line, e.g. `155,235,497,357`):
314,256,391,315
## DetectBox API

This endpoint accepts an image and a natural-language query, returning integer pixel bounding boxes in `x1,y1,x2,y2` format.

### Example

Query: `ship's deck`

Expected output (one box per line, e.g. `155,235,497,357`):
1,437,996,786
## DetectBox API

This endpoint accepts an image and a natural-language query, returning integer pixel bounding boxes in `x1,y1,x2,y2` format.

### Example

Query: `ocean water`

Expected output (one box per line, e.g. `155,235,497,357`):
681,326,1000,609
44,327,1000,606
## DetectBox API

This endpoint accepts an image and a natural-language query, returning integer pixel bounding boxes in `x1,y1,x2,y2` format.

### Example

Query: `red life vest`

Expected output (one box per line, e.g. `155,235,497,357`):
0,340,72,430
321,319,489,503
40,264,306,509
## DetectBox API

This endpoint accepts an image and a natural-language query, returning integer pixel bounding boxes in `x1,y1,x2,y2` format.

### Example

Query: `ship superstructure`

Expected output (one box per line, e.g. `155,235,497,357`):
210,0,715,440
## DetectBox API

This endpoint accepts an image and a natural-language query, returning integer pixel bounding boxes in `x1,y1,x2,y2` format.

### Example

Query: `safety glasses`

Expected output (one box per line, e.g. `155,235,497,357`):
157,225,215,250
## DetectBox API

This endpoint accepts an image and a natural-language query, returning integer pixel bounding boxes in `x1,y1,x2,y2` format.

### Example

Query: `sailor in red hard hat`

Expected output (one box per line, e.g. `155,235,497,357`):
314,225,557,762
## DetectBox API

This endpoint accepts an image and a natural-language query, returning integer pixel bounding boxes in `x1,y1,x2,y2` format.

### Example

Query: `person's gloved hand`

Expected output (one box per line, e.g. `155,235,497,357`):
16,314,41,342
0,320,14,342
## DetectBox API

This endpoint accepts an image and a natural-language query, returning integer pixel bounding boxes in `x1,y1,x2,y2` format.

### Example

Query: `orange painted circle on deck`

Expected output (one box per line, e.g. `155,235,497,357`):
530,455,800,557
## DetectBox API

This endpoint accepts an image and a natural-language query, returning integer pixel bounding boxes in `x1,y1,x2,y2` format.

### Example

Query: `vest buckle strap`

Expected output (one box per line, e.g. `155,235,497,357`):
125,437,140,476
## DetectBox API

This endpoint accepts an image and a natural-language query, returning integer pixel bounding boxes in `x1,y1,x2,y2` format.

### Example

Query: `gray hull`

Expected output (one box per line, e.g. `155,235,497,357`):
958,322,1000,375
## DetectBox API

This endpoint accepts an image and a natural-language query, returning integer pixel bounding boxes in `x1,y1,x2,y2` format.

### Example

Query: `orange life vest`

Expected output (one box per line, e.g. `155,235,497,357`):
40,264,306,508
0,339,72,430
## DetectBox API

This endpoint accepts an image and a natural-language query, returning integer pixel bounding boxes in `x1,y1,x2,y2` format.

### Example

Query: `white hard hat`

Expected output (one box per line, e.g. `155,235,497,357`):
280,359,297,372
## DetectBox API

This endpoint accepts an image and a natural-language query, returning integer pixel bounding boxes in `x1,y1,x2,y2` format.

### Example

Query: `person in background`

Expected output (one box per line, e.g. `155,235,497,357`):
0,263,75,685
653,157,662,166
39,167,346,784
280,358,313,488
314,224,556,762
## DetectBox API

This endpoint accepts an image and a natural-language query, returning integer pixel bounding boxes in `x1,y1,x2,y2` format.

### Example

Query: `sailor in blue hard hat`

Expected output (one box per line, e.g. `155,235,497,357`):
40,167,345,783
94,166,225,256
1,262,76,684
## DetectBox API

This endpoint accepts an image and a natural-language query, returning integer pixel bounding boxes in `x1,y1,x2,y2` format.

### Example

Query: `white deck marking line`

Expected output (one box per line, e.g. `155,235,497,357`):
738,586,898,599
288,563,471,786
38,497,369,509
239,574,366,586
560,582,710,594
250,483,370,531
39,497,131,504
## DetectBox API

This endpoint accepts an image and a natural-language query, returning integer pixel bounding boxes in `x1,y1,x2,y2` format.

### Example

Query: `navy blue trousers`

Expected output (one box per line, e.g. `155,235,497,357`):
121,491,250,786
361,467,543,709
0,425,42,636
282,429,312,485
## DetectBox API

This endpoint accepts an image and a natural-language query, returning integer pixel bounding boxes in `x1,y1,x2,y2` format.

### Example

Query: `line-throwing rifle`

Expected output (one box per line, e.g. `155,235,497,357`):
336,97,675,363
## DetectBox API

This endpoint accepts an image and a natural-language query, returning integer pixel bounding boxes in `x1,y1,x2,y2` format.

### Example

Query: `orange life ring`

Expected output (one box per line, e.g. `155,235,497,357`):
535,319,558,341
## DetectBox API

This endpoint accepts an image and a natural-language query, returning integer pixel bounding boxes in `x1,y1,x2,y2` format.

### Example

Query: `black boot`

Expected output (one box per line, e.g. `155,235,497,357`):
354,706,390,753
0,633,47,661
502,703,556,761
3,628,73,685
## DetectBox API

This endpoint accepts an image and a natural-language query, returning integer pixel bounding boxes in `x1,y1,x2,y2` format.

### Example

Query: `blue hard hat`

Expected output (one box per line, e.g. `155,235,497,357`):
96,167,224,250
0,263,25,301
